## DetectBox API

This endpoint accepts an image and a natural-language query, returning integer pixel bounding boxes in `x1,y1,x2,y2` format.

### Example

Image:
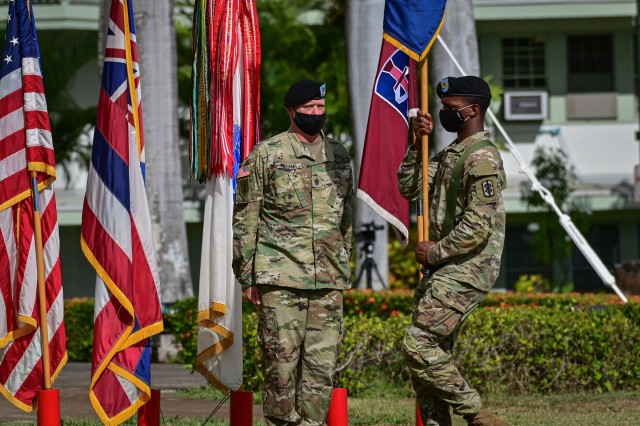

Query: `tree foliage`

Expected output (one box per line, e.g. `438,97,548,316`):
519,147,590,290
175,0,351,141
0,2,353,185
38,30,98,182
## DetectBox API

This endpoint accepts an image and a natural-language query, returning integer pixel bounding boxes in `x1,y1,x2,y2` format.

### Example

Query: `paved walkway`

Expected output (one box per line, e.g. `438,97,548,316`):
0,363,263,423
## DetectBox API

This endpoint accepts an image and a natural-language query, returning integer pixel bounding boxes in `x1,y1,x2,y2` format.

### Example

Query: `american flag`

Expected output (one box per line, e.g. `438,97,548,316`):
80,0,163,424
0,0,67,411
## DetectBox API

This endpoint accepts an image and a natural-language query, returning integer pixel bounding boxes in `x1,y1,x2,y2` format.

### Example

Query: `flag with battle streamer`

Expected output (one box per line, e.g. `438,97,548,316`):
191,0,261,392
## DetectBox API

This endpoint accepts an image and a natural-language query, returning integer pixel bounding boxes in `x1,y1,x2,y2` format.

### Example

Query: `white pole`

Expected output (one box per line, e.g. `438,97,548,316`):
436,36,628,303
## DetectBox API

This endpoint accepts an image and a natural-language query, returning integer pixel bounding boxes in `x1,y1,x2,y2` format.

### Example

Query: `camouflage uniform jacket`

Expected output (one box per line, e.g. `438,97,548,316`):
397,131,506,291
232,129,354,291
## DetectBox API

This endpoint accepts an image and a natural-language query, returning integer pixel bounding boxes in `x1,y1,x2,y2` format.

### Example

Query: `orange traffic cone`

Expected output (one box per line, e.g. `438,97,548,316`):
326,387,348,425
416,399,424,426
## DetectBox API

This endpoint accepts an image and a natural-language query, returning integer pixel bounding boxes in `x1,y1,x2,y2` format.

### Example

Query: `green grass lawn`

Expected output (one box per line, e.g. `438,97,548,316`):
347,391,640,425
4,389,639,425
174,385,640,426
154,389,640,425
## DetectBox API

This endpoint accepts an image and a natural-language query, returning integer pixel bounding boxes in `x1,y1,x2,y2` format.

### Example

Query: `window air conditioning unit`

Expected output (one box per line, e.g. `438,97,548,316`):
503,91,548,121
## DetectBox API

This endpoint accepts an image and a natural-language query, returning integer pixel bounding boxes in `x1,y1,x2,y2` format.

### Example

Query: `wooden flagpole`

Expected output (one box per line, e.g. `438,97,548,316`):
419,57,430,243
27,0,52,392
31,172,52,390
414,56,431,424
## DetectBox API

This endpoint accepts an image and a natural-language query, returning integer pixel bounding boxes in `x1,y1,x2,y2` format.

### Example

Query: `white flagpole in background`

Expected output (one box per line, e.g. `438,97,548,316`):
436,36,628,303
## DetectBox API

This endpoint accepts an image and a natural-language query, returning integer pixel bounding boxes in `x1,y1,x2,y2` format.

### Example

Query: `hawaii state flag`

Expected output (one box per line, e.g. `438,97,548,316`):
80,0,163,424
357,0,446,243
0,0,66,412
191,0,260,392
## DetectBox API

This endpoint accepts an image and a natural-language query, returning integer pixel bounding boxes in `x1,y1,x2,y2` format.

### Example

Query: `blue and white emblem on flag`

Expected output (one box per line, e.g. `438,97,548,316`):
373,49,410,123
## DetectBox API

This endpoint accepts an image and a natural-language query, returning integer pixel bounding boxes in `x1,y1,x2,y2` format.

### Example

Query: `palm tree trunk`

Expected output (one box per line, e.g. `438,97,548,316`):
132,0,193,303
346,0,389,290
97,0,111,77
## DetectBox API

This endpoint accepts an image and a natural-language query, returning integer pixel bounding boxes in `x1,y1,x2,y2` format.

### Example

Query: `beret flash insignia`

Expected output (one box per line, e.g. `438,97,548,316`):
439,78,449,93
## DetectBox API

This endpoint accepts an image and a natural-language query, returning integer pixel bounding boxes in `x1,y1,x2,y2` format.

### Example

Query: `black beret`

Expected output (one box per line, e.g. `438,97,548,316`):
284,79,326,107
436,76,491,100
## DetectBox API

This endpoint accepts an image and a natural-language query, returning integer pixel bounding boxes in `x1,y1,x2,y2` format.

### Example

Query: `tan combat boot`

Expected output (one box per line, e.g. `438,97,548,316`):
463,408,505,426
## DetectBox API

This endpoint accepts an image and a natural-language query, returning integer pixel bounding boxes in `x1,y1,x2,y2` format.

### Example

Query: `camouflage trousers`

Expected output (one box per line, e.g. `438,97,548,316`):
403,277,487,426
258,285,343,426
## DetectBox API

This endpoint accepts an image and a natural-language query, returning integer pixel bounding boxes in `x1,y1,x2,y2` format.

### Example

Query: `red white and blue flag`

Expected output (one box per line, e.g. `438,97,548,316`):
0,0,67,411
80,1,163,424
358,0,446,243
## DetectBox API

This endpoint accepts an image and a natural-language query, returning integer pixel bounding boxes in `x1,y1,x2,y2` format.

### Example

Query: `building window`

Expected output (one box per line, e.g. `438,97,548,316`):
502,37,546,88
571,224,619,291
567,34,614,92
503,225,552,289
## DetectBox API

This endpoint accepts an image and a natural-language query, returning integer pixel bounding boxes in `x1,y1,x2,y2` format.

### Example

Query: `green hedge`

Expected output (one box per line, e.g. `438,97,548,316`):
342,290,638,318
457,305,640,394
66,294,640,396
64,298,95,362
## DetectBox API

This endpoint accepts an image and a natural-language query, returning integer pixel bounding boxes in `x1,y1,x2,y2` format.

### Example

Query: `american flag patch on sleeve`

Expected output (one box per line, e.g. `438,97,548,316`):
238,166,251,178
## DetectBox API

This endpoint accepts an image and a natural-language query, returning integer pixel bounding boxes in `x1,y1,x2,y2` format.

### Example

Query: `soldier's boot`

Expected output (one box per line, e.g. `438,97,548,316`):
463,408,505,426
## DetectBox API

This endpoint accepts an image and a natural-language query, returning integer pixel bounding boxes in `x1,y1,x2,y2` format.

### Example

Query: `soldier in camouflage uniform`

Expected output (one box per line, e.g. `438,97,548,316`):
232,79,353,425
397,76,506,426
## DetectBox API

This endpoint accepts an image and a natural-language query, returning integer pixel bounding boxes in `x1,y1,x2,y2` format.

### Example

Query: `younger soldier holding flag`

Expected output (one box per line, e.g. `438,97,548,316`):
398,76,506,426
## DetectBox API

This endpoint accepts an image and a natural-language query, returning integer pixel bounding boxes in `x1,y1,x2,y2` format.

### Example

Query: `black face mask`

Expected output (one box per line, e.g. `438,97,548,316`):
294,112,326,136
438,104,473,133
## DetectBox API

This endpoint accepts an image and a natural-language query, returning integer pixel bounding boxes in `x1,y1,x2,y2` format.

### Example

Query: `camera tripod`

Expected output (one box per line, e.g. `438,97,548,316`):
354,241,387,290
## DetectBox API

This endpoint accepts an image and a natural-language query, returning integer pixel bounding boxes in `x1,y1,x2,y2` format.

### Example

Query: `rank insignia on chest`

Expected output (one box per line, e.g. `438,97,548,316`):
238,166,251,179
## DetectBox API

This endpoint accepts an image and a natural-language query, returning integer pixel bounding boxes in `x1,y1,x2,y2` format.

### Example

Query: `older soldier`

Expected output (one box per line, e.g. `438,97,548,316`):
232,79,354,425
397,76,506,426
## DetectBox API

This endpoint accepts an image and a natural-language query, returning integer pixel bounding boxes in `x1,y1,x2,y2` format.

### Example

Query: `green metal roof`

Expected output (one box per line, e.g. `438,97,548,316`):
473,0,635,20
0,0,99,30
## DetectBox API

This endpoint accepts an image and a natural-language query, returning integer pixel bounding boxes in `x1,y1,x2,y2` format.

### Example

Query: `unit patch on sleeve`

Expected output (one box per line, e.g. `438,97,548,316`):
474,176,499,203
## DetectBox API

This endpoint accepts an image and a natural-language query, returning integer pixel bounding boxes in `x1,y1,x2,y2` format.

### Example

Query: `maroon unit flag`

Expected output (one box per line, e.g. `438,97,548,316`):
357,40,418,243
358,0,446,243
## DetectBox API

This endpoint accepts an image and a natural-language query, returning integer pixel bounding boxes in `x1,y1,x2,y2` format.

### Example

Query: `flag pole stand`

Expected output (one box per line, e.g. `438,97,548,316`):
31,172,59,426
326,388,348,426
37,388,60,426
230,390,253,426
138,388,161,426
